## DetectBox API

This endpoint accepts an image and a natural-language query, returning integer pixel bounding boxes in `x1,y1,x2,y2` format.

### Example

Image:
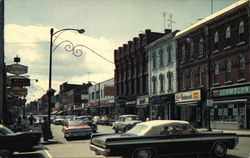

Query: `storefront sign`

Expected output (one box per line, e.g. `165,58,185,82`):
11,78,30,86
213,86,250,97
6,64,28,75
8,87,27,97
137,95,149,105
175,90,201,103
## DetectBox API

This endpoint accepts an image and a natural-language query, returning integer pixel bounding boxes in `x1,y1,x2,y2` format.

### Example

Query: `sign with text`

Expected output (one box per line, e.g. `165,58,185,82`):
11,78,30,86
213,86,250,97
6,64,28,75
8,87,27,97
175,90,201,103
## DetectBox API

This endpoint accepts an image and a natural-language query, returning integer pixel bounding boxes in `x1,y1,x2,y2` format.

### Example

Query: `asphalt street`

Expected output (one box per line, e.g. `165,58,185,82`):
11,124,250,158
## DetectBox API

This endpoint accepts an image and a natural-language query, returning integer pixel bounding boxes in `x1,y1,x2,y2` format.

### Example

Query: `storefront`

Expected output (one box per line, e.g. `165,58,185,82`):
136,95,149,121
211,85,250,130
175,89,203,128
149,94,175,120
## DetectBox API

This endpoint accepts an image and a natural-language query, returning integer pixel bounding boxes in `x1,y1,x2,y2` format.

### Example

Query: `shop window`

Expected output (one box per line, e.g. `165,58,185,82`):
214,31,219,50
225,26,231,47
214,63,219,83
239,57,246,79
226,60,232,82
182,45,185,62
238,21,245,43
199,38,204,56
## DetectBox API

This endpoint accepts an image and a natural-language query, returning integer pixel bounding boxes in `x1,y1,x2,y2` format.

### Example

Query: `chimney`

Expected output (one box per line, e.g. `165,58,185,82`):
164,29,172,34
145,29,151,35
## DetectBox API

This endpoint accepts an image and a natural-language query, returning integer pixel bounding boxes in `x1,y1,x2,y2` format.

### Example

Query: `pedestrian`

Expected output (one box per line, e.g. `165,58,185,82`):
41,116,53,141
21,116,30,131
28,114,34,126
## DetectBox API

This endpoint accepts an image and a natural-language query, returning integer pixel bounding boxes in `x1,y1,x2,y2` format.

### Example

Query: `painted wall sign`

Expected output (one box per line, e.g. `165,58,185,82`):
175,90,201,103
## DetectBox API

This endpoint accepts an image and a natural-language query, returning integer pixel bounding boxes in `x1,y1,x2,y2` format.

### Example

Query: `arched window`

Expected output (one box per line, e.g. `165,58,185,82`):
190,41,194,57
199,38,204,56
182,45,185,61
159,74,164,92
239,21,244,42
191,70,194,88
182,72,186,90
214,63,220,83
159,49,164,67
167,71,172,91
225,26,231,47
239,57,246,79
214,31,219,50
167,46,172,63
226,60,232,81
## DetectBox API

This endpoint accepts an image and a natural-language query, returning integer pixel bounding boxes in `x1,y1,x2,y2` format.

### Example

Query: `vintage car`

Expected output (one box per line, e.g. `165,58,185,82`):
73,115,98,133
112,115,141,133
62,120,92,140
0,124,42,157
90,120,239,158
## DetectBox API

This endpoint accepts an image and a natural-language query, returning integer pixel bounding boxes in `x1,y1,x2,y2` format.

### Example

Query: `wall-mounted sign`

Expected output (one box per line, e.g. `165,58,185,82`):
213,86,250,97
11,78,30,86
6,64,28,75
137,95,149,105
175,90,201,103
7,87,27,97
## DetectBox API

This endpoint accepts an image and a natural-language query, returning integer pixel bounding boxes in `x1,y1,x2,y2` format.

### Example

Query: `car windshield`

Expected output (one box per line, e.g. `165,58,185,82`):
68,120,88,126
78,116,92,121
125,116,138,121
0,127,15,135
126,124,148,136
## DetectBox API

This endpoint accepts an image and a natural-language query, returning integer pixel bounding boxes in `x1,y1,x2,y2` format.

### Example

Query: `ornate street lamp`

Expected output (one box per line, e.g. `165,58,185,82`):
47,28,85,136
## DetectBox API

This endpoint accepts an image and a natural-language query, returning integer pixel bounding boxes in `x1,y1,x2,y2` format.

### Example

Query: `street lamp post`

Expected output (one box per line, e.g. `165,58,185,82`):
47,28,85,133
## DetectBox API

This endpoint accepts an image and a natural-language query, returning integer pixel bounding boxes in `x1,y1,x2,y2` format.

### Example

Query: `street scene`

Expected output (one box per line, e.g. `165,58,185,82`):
0,0,250,158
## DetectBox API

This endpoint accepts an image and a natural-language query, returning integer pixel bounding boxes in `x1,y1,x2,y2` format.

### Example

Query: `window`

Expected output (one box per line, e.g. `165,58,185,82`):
182,45,185,61
152,53,156,69
190,41,194,57
159,74,164,92
226,60,232,81
152,76,157,94
199,67,204,86
239,57,246,79
214,63,220,83
214,31,219,50
167,46,172,63
92,92,95,100
167,72,172,90
239,21,244,42
199,38,204,56
191,71,194,88
182,72,186,90
225,26,231,47
159,49,164,67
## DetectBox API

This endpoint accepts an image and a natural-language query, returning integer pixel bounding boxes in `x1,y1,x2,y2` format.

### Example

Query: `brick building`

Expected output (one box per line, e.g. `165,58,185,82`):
114,29,166,121
175,0,250,129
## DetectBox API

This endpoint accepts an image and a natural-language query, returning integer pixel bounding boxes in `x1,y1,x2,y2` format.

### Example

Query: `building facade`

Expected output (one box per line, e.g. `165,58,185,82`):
114,29,166,121
146,29,178,120
175,0,250,129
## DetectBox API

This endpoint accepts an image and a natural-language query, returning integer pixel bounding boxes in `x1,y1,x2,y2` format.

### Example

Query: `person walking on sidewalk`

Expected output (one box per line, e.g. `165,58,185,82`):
41,116,53,141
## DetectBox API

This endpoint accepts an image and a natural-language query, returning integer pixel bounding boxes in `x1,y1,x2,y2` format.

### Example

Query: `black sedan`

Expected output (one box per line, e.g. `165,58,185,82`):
0,124,42,157
90,120,239,158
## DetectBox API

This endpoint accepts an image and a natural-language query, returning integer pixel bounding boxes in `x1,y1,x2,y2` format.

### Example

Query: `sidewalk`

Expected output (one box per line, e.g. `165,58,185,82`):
30,125,58,145
199,128,250,137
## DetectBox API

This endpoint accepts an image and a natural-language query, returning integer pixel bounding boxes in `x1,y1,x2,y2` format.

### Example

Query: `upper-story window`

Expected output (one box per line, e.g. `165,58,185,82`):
167,46,172,63
152,76,157,94
159,74,164,92
226,59,232,82
190,41,194,57
159,49,164,67
239,21,245,43
91,92,95,100
167,71,172,91
190,70,194,88
152,53,156,69
225,26,231,47
199,67,204,86
182,72,186,90
214,31,219,50
214,63,220,83
199,38,204,56
239,56,246,79
182,45,185,61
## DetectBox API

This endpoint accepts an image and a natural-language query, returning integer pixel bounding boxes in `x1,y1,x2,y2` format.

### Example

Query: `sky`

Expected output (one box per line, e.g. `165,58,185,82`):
4,0,239,102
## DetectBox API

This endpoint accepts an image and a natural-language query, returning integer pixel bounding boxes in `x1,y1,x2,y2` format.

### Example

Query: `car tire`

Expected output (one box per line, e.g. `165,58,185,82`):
212,142,227,158
133,149,153,158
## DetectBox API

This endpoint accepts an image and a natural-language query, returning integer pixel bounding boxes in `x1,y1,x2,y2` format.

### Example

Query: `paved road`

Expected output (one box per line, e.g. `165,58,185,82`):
11,124,250,158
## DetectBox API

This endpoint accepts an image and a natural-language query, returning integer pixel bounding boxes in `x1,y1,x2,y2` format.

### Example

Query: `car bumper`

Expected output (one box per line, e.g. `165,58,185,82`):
89,144,110,156
65,132,92,138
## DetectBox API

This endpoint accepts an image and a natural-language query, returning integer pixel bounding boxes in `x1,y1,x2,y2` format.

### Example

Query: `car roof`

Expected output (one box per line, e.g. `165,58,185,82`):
139,120,190,127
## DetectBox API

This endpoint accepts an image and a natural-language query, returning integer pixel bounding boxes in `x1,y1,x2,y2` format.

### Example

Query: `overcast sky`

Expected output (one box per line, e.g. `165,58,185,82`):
4,0,238,102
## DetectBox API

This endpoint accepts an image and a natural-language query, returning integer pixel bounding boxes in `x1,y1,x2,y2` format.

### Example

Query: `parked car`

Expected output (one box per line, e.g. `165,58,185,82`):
0,124,42,157
62,120,92,141
73,116,97,133
90,120,239,158
112,115,141,133
53,116,64,125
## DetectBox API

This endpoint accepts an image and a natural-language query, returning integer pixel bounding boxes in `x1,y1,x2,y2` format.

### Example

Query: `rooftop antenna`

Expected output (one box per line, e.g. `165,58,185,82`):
211,0,214,14
163,12,175,31
163,12,166,30
167,13,175,30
